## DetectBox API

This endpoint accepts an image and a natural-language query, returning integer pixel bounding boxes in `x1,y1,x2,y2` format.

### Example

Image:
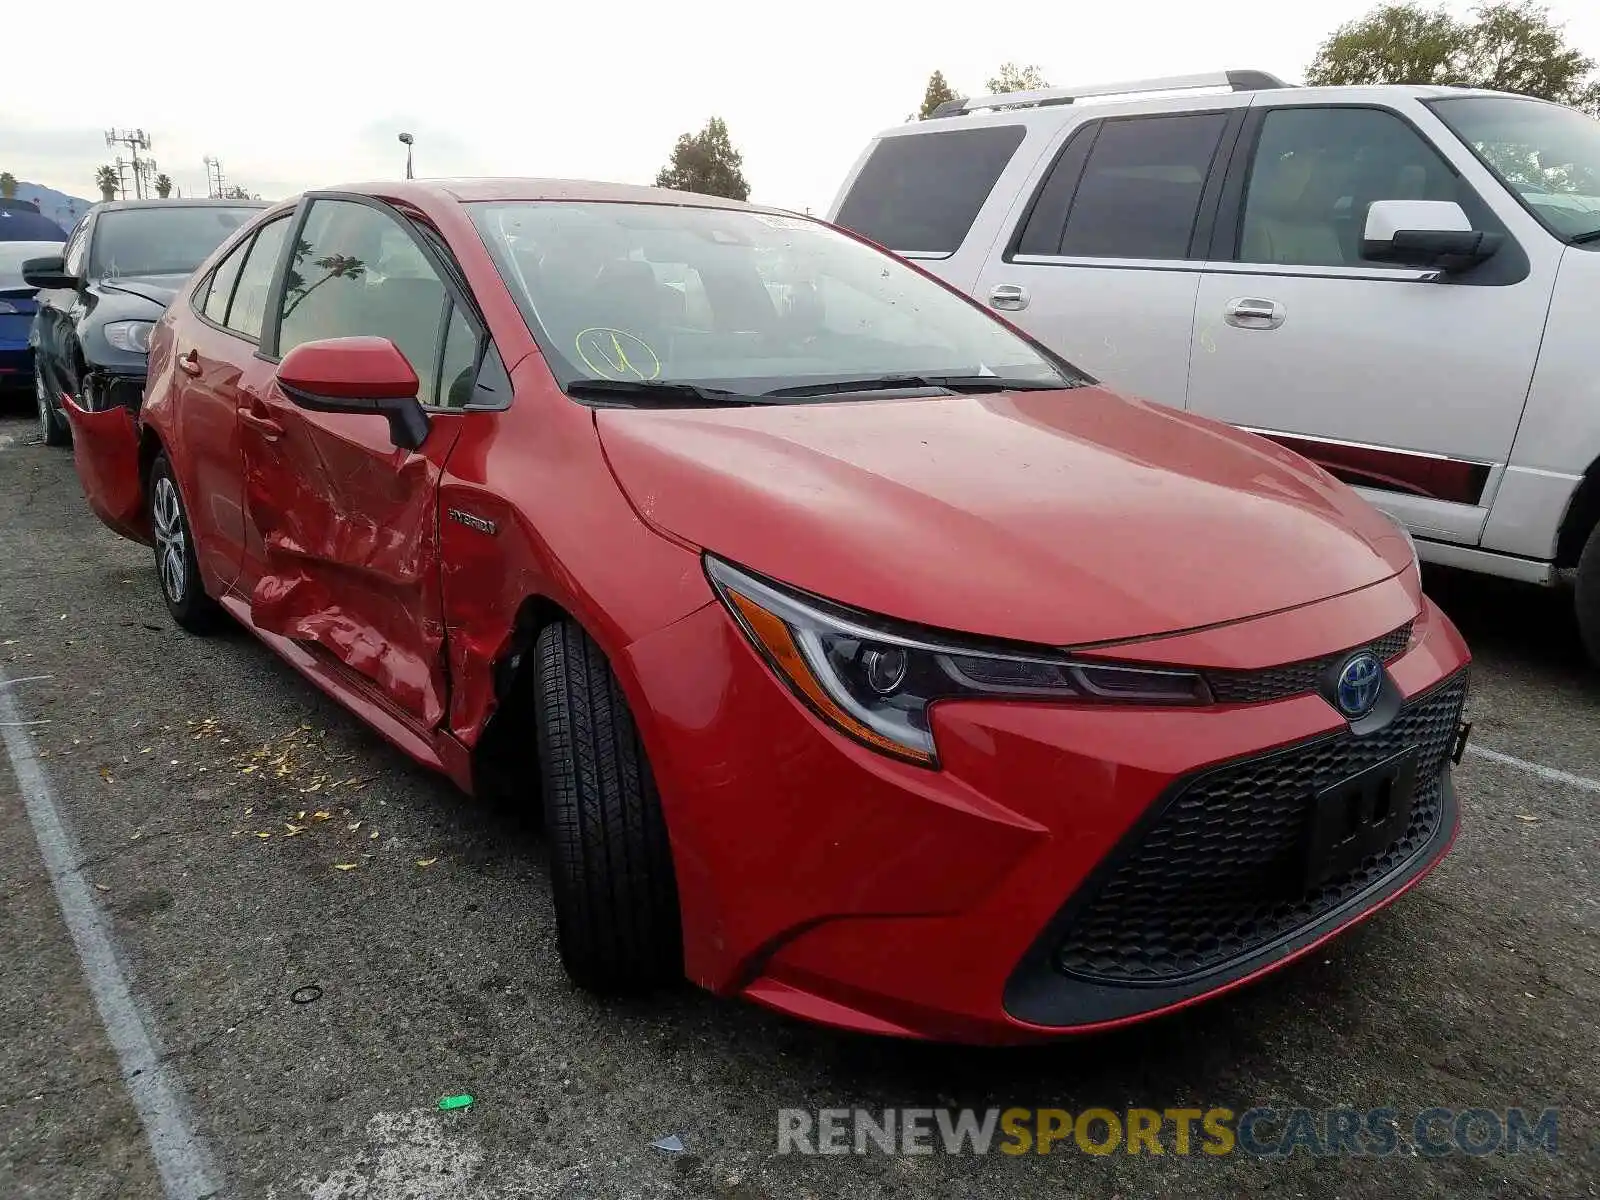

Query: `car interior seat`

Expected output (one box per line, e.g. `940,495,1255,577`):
1242,151,1348,266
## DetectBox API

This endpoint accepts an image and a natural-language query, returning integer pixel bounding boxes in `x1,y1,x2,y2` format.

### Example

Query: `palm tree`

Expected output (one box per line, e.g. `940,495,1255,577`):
154,173,173,199
95,165,120,202
0,172,16,200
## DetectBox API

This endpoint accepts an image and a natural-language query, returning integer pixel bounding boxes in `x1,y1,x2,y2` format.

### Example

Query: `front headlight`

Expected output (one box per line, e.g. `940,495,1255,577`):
706,556,1211,766
103,320,154,354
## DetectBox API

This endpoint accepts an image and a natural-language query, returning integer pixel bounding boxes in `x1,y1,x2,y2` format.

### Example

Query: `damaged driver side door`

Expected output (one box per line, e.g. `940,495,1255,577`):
234,196,477,729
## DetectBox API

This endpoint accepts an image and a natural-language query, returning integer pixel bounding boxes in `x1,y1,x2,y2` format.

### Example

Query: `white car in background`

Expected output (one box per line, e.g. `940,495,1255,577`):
829,71,1600,660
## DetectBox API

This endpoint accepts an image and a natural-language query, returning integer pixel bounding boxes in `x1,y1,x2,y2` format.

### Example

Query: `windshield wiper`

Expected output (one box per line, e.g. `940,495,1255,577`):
1570,228,1600,246
565,378,766,407
762,373,1071,398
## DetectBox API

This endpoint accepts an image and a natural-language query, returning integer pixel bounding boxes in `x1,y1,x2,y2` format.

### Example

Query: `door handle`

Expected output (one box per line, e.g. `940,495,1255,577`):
177,350,201,376
988,283,1029,311
239,409,284,441
1223,298,1286,329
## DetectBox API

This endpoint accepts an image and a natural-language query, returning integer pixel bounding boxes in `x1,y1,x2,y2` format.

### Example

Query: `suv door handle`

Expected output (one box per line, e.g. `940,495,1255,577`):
988,283,1029,311
239,409,284,441
177,350,201,376
1223,297,1285,329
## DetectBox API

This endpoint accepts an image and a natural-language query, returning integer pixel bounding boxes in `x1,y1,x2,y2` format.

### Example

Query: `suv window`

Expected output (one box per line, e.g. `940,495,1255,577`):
834,125,1026,256
1051,113,1229,260
277,199,460,406
1240,107,1464,267
226,217,290,340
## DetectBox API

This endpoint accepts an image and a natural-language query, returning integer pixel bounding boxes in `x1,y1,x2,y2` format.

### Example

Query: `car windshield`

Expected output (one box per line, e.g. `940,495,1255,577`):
0,241,63,289
1429,96,1600,242
469,200,1078,400
89,206,259,278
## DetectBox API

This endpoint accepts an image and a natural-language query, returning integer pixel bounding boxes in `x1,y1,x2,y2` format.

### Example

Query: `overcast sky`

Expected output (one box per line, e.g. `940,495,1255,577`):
5,0,1597,214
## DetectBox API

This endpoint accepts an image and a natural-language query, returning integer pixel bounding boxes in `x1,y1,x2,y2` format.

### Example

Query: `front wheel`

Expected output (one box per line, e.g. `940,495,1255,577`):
149,453,224,633
535,620,682,992
35,362,69,447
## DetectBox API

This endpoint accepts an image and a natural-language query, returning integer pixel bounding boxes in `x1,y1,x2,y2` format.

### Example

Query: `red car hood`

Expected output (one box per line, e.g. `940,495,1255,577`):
596,386,1410,647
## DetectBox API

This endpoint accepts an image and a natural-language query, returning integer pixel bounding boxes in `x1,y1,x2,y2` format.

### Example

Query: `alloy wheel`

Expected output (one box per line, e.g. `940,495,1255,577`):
152,476,187,604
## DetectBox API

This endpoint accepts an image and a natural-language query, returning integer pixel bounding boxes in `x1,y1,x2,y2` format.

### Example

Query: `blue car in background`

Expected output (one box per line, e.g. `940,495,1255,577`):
0,240,64,393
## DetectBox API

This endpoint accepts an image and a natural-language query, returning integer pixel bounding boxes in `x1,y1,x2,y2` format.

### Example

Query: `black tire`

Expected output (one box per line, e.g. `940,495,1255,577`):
35,361,69,447
534,620,681,992
148,453,225,633
1576,525,1600,667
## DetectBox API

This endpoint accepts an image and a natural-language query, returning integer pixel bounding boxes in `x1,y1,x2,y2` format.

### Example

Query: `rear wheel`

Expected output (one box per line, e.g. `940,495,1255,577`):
534,620,682,992
35,362,69,447
149,453,224,633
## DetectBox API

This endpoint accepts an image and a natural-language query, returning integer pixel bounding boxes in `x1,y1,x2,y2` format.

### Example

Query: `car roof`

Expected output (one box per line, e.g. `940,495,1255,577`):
881,81,1563,139
94,198,272,211
315,177,794,215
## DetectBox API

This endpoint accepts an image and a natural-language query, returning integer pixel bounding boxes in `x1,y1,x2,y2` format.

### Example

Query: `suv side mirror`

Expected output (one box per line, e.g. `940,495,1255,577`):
276,336,431,451
22,255,80,291
1361,200,1502,273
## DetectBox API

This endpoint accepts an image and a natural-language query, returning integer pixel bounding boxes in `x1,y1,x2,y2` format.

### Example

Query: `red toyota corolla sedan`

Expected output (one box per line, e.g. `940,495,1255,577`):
59,179,1471,1044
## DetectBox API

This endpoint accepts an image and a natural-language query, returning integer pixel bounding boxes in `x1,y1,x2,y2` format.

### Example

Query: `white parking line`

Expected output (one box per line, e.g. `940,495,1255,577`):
0,670,220,1199
1464,743,1600,795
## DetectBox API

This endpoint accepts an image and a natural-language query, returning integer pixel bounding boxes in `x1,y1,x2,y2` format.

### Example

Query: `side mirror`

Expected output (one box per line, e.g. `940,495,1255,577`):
1361,200,1502,273
22,254,79,291
276,336,431,451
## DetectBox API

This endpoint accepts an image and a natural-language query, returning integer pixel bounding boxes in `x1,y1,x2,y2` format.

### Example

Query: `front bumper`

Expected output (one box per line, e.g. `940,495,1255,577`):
621,578,1470,1044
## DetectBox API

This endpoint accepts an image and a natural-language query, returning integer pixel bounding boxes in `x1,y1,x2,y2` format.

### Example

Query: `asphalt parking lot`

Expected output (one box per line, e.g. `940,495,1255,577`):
0,405,1595,1200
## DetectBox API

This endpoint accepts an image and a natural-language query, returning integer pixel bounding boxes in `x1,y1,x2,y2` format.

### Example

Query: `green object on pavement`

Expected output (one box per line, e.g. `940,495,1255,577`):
438,1094,474,1111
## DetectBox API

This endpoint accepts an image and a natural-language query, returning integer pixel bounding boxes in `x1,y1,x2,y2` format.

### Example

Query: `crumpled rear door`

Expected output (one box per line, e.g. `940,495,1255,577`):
59,391,150,544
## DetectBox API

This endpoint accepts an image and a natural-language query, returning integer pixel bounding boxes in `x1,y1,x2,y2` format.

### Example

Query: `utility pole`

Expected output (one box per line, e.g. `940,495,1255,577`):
203,156,226,200
106,128,152,199
398,132,414,180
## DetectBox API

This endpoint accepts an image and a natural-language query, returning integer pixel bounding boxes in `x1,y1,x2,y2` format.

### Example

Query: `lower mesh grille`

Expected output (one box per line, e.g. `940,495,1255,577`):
1054,671,1467,984
1205,622,1414,705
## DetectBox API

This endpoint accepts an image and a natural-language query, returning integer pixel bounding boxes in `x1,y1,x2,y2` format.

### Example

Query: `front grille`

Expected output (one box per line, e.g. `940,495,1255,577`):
1054,670,1467,984
1204,621,1413,705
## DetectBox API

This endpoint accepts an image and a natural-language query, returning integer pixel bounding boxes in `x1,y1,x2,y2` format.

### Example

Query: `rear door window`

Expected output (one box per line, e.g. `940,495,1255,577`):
201,238,250,325
1051,113,1230,259
833,125,1026,256
226,217,290,340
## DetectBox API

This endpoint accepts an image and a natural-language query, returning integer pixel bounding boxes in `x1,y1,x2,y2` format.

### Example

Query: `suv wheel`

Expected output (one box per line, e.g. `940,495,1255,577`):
535,619,682,992
1575,524,1600,666
149,454,224,633
36,363,69,447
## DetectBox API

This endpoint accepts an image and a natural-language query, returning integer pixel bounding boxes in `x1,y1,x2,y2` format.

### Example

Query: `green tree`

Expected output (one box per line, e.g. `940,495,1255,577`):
95,164,119,202
0,172,16,200
987,62,1049,93
915,70,964,119
654,117,751,201
154,173,173,198
1307,2,1599,112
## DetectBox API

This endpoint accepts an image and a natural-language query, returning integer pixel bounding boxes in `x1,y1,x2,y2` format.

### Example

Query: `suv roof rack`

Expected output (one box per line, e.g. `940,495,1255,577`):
930,69,1293,117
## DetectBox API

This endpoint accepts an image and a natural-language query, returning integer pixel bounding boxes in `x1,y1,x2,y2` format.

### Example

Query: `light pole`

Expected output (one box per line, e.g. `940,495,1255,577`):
398,132,414,180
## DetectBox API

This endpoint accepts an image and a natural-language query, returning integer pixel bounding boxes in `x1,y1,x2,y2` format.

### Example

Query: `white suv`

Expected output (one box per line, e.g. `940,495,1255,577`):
829,71,1600,658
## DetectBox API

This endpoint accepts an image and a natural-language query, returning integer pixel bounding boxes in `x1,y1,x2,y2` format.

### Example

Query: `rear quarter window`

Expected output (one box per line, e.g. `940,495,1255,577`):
833,125,1026,256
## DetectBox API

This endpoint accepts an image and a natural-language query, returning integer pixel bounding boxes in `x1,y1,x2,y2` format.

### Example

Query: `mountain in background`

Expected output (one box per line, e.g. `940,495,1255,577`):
9,181,95,232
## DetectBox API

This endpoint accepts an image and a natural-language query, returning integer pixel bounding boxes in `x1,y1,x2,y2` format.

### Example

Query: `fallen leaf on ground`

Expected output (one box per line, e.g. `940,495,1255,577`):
347,822,361,831
285,824,304,836
333,863,359,871
416,858,437,868
256,832,272,839
312,811,331,820
369,830,379,840
1516,814,1540,822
